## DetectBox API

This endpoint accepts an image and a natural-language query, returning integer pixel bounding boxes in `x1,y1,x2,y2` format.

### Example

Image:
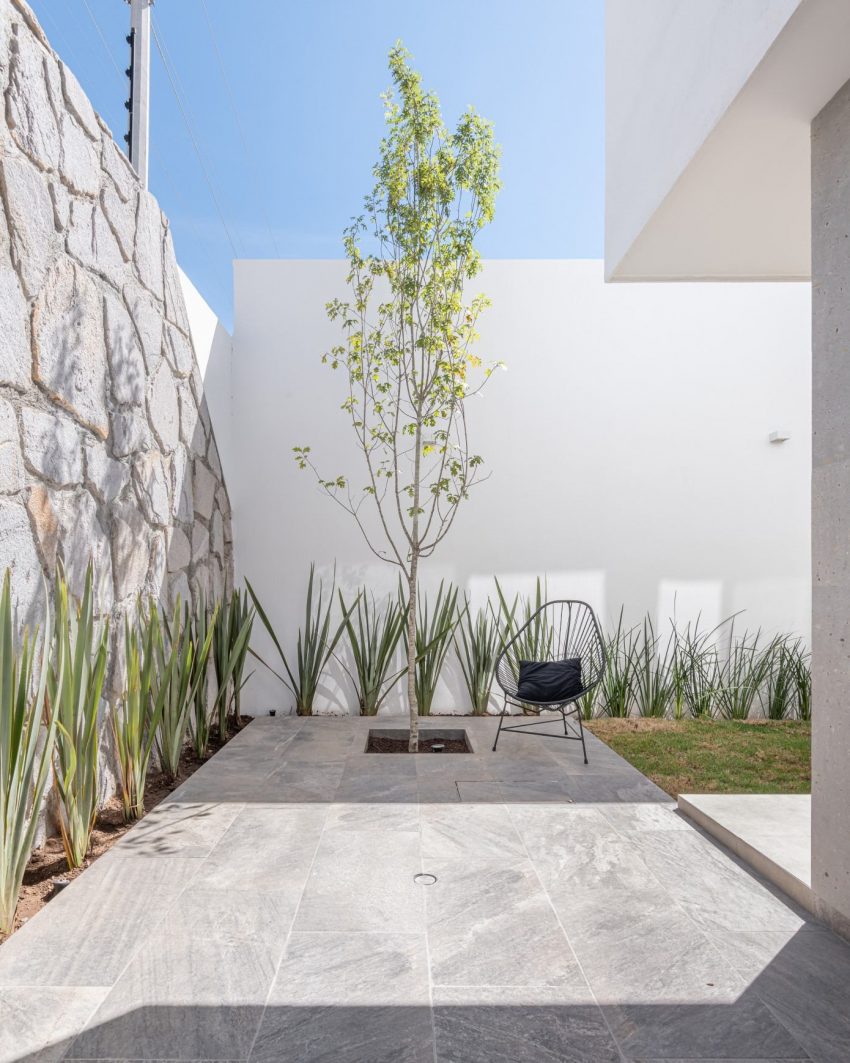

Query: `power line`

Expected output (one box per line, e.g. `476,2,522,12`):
199,0,281,257
151,15,240,260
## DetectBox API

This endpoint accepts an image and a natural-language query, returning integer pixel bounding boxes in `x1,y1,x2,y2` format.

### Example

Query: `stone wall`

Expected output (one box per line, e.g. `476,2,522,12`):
0,0,233,673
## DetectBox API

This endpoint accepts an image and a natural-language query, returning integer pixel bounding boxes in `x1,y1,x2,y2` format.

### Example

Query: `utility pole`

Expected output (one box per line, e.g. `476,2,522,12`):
124,0,153,187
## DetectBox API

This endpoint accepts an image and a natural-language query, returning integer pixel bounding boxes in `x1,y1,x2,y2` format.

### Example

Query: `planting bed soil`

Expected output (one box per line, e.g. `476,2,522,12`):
0,719,252,945
367,728,472,753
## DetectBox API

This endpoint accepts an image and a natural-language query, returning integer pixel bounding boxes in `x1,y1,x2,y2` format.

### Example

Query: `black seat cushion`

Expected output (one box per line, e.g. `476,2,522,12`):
517,658,582,703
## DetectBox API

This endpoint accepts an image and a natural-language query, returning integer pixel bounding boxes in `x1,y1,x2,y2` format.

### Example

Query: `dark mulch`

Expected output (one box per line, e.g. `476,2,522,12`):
367,733,470,754
1,717,252,944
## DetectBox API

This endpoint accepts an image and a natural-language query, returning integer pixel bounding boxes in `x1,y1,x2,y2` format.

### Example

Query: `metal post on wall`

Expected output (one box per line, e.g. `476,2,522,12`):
125,0,153,187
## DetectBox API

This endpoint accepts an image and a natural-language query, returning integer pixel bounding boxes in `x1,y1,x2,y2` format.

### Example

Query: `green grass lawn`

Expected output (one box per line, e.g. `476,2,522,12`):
584,718,811,798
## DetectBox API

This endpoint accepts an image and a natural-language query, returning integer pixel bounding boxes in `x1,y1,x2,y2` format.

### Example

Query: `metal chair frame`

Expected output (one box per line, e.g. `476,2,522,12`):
492,599,607,763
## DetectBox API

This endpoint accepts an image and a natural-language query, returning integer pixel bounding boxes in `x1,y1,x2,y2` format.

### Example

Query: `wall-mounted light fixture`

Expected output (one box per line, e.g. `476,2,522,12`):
769,429,791,444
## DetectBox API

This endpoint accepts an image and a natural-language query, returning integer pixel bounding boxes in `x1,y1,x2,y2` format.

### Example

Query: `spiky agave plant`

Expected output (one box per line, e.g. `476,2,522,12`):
338,585,408,716
113,605,176,822
415,581,460,716
0,572,57,935
455,599,509,715
248,565,356,716
190,593,220,758
600,608,638,718
211,588,255,738
49,562,109,870
631,616,675,718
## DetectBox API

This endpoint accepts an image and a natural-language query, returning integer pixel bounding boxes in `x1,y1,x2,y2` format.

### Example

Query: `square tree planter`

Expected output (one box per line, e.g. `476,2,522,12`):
365,728,473,754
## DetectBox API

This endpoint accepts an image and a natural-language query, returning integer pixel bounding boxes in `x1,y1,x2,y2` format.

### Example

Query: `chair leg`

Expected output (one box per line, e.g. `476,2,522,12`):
577,710,589,765
492,697,507,751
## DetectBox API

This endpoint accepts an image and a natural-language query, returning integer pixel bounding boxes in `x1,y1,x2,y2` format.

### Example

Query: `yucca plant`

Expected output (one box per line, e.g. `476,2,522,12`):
0,572,57,935
113,606,176,822
714,625,774,720
339,586,408,715
455,599,509,715
212,588,254,738
631,616,674,718
154,597,216,781
248,565,356,715
600,609,638,717
49,563,109,870
415,581,460,716
190,593,219,758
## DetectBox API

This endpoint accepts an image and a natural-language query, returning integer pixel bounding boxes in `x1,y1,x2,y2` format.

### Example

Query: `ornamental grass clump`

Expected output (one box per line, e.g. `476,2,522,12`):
190,593,221,758
600,609,638,717
0,572,56,934
631,616,675,718
339,586,408,716
49,563,109,870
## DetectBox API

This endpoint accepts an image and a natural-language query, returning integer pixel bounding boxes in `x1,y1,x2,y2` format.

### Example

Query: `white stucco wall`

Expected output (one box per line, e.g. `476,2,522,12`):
179,268,235,492
231,259,811,715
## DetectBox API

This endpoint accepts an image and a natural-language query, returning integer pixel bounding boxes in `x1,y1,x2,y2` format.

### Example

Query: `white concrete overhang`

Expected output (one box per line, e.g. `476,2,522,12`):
605,0,850,282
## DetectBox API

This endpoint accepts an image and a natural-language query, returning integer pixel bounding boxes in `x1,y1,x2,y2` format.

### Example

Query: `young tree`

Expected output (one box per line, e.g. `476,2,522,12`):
295,44,501,751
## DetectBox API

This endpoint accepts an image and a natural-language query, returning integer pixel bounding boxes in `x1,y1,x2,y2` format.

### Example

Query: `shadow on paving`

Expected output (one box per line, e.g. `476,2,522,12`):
10,928,850,1063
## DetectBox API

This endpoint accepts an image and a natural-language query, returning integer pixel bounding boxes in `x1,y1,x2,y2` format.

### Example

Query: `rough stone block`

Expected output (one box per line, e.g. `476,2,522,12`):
164,321,193,378
126,288,162,374
133,450,171,526
0,398,23,494
166,526,190,572
147,360,180,452
210,509,224,559
104,289,145,405
134,189,164,300
5,26,60,170
100,182,135,262
101,136,136,204
59,61,98,140
25,482,58,569
66,197,126,291
162,226,191,334
170,445,193,522
21,405,82,485
111,499,151,601
54,488,113,611
0,261,29,390
0,150,56,298
83,438,128,504
58,111,99,196
110,407,150,458
193,460,216,520
191,521,209,563
0,496,44,625
32,259,109,438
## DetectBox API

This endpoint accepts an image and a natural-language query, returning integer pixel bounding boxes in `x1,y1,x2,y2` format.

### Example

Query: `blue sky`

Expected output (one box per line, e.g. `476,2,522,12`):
31,1,604,327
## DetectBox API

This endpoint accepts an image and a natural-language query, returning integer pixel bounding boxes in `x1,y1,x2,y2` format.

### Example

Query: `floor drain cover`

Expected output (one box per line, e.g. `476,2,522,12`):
414,872,437,886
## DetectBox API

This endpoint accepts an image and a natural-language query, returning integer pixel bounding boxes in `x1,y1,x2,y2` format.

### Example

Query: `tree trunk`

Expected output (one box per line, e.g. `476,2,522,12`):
406,554,419,752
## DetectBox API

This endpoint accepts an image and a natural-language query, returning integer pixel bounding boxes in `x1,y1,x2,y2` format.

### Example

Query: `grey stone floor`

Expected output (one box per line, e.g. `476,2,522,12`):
2,715,850,1062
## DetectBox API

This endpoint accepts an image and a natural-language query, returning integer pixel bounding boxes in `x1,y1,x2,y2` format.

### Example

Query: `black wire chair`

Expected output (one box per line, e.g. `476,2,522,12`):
492,600,606,762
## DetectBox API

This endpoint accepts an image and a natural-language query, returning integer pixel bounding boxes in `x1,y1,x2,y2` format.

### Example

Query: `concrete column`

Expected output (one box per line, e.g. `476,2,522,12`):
811,77,850,939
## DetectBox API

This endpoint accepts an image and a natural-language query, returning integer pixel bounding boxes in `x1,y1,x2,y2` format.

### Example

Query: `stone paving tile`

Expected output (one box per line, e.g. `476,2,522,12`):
292,828,426,932
0,987,107,1063
426,859,587,989
420,802,526,867
108,800,244,860
710,928,850,1063
189,803,327,892
433,988,620,1063
0,855,200,988
2,715,849,1063
603,1000,810,1061
66,890,293,1060
635,829,809,933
